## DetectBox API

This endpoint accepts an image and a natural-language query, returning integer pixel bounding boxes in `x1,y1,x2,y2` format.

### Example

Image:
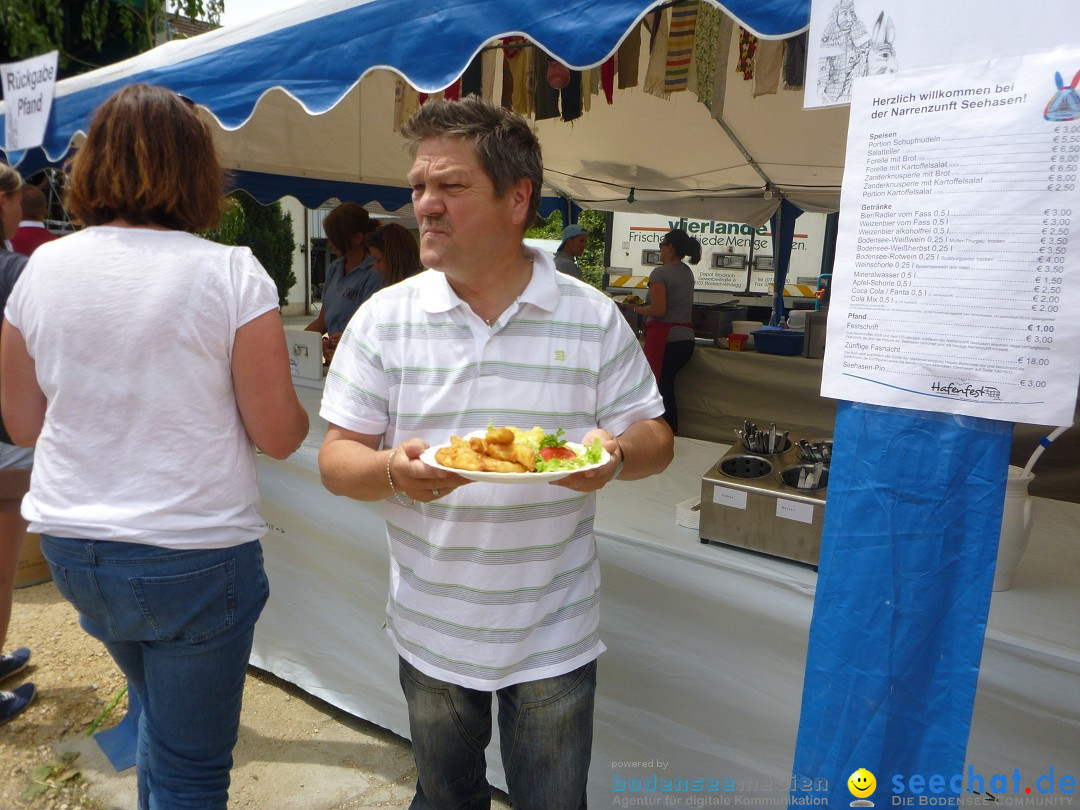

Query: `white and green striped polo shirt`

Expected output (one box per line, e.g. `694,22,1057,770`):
321,248,663,690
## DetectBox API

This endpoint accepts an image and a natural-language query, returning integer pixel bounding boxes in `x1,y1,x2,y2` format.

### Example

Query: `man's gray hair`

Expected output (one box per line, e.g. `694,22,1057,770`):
401,96,544,228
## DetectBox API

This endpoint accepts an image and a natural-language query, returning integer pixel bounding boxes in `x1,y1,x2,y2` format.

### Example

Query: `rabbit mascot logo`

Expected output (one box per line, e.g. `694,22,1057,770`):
1045,70,1080,122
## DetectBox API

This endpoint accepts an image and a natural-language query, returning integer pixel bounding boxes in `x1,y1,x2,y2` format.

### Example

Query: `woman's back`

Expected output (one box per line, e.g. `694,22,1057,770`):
649,261,695,340
8,226,279,546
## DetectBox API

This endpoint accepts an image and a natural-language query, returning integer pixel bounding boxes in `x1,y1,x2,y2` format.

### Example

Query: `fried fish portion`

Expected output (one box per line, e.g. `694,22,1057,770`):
435,428,538,473
480,456,527,473
434,436,484,471
486,427,515,445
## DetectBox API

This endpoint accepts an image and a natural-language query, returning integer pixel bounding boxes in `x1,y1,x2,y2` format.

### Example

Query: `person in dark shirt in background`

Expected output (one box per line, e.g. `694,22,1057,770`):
10,185,59,258
305,202,381,364
0,163,35,725
553,223,587,279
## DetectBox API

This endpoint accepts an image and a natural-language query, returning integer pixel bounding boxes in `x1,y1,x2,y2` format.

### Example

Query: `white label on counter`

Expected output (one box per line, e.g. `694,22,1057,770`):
712,487,748,509
776,499,815,524
820,48,1080,426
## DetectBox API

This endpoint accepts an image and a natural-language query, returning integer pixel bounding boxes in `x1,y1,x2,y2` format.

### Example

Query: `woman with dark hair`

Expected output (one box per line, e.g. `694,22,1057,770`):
0,163,35,726
623,228,700,433
364,223,423,286
1,84,308,807
305,202,380,363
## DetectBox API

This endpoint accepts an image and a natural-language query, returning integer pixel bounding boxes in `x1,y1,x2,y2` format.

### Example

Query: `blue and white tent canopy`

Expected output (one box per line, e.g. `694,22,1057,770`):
1,0,847,222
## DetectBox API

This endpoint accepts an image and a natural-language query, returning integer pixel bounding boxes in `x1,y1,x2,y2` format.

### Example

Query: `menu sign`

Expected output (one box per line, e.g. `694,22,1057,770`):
821,49,1080,426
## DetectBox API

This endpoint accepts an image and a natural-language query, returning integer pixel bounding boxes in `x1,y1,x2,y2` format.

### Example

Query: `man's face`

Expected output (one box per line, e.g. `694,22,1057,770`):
408,135,531,274
564,233,588,257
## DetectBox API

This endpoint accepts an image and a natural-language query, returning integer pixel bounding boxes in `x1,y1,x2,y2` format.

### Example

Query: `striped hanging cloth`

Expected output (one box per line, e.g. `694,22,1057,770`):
664,1,698,93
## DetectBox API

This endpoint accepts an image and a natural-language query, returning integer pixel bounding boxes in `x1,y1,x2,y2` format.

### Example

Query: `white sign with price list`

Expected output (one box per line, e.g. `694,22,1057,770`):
821,48,1080,426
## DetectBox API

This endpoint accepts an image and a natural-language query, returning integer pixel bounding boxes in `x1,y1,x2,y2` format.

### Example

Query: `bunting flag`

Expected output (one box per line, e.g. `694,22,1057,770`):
533,50,561,120
501,43,514,109
782,32,807,90
561,69,583,121
664,0,698,93
582,67,596,113
480,49,498,101
393,78,420,131
644,8,671,98
502,37,534,115
617,20,642,89
442,78,461,101
460,56,483,98
697,7,733,119
752,38,784,96
790,402,1012,807
737,28,757,79
600,56,616,104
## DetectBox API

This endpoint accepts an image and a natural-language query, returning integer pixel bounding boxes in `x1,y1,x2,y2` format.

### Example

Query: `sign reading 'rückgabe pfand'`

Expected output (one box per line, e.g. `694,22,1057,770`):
1,51,59,153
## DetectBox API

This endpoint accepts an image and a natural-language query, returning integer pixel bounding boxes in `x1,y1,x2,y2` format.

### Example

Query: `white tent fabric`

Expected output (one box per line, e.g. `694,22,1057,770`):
1,0,847,225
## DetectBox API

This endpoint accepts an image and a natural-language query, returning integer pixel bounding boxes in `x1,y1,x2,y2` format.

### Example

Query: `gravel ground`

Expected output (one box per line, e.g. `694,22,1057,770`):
3,580,124,810
3,580,513,810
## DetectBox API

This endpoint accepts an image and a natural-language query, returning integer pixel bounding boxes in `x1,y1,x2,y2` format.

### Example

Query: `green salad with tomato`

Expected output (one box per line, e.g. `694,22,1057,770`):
511,427,605,473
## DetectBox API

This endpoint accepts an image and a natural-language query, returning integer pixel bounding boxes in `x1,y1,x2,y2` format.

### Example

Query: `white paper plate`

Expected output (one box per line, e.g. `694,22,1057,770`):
419,438,609,484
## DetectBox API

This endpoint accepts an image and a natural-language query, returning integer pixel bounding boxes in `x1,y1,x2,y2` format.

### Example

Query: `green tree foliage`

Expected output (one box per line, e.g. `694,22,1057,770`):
200,194,245,245
206,192,297,308
0,1,223,77
526,207,608,289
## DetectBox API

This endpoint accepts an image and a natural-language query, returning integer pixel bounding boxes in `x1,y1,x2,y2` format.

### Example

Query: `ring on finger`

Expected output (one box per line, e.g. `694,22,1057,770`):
432,488,441,497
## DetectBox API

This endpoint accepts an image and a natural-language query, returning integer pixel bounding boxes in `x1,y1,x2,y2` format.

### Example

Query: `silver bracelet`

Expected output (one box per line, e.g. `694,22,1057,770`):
386,448,411,506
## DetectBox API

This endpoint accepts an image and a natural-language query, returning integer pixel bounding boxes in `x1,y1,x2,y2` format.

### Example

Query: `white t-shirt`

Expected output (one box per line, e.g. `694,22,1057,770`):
5,226,279,548
321,249,664,690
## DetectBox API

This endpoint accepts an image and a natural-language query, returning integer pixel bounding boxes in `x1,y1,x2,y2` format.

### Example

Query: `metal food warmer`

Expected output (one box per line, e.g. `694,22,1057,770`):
699,424,831,566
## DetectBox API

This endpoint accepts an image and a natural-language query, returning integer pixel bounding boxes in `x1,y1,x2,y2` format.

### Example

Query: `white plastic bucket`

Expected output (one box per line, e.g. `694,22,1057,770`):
730,320,762,348
993,465,1034,592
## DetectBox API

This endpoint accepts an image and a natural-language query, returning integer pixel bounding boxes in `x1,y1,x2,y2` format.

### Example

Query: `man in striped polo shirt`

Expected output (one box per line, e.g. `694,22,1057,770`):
319,97,674,810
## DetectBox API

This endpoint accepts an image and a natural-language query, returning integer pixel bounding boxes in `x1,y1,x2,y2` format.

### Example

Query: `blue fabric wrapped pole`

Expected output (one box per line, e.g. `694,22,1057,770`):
770,199,802,326
791,401,1012,805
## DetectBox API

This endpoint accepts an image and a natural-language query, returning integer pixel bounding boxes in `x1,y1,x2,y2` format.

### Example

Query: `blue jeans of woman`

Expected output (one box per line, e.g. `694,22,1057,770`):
41,535,269,810
399,657,595,810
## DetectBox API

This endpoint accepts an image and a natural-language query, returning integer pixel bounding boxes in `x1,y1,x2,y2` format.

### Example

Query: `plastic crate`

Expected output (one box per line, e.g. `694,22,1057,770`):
751,329,804,356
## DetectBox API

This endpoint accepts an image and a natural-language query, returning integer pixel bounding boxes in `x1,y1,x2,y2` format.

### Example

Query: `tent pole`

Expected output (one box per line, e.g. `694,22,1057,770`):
712,114,782,201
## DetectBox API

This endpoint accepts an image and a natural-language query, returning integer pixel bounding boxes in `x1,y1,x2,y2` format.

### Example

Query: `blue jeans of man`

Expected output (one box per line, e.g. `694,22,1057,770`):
399,657,595,810
41,535,269,810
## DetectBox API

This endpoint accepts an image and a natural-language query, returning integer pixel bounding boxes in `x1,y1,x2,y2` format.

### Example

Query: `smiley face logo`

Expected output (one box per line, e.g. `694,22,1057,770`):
848,768,877,798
